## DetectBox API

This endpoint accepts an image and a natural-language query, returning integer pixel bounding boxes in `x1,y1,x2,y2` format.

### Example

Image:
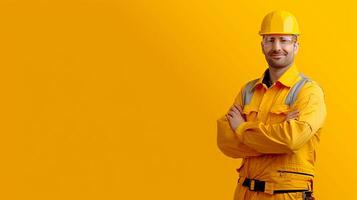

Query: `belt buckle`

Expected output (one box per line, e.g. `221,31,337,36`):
249,179,255,191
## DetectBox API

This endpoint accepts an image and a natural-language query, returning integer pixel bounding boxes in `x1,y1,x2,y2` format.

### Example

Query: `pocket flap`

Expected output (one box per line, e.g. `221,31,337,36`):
243,104,259,114
270,104,291,114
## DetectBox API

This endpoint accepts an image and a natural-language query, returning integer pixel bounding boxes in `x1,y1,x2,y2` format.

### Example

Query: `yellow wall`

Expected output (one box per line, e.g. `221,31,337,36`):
1,0,356,199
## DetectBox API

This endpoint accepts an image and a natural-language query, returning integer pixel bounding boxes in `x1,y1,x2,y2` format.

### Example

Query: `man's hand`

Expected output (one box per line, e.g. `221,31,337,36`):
226,104,246,132
285,110,300,121
226,103,299,132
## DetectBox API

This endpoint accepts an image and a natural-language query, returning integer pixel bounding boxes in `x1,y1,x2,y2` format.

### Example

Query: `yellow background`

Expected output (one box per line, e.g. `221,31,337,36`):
1,0,356,199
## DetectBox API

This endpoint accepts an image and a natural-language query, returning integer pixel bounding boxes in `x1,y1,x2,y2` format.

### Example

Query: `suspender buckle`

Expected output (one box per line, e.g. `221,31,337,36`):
249,179,255,191
242,178,265,192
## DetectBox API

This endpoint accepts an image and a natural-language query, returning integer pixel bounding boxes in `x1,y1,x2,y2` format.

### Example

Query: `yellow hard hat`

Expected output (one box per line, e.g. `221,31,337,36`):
259,10,300,35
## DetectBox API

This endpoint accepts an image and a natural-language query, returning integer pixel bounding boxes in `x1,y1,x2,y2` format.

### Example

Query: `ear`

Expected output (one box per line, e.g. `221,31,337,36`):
261,41,264,54
293,42,299,54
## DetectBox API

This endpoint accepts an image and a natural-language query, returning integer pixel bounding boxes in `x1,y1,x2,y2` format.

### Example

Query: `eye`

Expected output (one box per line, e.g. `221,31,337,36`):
265,38,274,43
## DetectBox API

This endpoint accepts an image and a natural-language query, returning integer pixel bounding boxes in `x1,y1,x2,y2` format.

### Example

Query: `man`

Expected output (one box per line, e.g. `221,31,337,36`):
217,10,326,200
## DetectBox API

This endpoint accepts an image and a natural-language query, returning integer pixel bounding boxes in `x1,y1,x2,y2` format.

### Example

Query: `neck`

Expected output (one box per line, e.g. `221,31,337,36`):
268,63,294,83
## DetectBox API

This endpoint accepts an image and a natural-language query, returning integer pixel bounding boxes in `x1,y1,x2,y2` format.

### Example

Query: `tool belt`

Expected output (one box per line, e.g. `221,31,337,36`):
241,178,315,200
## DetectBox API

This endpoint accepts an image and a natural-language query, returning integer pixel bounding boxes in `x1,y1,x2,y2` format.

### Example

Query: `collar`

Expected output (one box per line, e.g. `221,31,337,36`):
252,63,300,90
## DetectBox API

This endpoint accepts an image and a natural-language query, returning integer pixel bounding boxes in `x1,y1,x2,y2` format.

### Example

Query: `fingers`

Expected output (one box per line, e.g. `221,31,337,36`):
226,104,243,120
228,104,243,115
288,110,299,115
227,112,234,118
225,114,233,123
226,104,245,121
285,110,299,120
230,105,240,115
234,104,243,114
286,114,297,120
226,107,237,119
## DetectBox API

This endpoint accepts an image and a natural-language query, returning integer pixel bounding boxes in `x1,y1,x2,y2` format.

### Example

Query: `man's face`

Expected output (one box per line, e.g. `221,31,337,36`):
261,34,299,69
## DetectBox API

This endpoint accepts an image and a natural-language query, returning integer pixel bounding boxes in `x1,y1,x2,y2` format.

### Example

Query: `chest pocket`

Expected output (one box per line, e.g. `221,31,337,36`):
243,104,259,122
268,104,291,124
242,74,311,124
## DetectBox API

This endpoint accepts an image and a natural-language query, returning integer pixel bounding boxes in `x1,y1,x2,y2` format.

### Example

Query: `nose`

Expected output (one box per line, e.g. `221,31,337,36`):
272,40,282,51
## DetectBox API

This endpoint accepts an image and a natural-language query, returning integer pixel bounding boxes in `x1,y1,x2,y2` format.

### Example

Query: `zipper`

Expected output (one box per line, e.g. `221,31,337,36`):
277,170,314,177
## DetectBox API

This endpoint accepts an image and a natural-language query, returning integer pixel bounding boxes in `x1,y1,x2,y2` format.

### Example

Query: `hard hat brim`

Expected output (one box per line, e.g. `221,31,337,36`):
259,31,300,36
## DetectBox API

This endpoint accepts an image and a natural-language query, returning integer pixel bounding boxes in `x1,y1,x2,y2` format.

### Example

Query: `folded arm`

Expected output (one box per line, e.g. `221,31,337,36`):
217,86,263,158
217,115,263,158
235,83,327,154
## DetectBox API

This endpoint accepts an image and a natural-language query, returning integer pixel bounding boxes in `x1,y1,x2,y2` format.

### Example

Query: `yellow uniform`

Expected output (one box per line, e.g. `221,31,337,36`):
217,64,326,199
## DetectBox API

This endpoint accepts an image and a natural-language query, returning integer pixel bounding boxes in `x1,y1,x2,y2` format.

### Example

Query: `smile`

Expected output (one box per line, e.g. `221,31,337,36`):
271,55,285,59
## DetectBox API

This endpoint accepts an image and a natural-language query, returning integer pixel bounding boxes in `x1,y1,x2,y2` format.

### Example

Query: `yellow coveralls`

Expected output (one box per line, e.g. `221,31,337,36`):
217,64,326,199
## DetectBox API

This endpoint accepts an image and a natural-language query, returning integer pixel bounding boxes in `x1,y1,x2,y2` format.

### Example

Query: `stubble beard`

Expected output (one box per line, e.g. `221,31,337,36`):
266,54,294,69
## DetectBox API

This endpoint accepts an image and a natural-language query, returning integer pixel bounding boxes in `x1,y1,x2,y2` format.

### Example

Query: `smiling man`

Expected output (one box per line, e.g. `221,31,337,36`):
217,10,326,200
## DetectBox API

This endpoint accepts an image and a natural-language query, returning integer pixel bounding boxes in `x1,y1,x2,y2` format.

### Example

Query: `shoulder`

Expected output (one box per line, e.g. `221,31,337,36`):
242,78,260,92
233,78,260,106
293,77,326,107
234,78,261,106
299,78,325,97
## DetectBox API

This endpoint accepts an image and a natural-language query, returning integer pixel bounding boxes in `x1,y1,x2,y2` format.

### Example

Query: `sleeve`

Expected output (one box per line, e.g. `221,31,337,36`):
235,82,327,154
217,86,263,158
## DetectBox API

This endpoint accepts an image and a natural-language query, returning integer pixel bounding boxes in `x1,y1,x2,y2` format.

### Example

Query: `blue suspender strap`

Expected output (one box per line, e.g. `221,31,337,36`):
242,78,259,106
285,73,311,106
